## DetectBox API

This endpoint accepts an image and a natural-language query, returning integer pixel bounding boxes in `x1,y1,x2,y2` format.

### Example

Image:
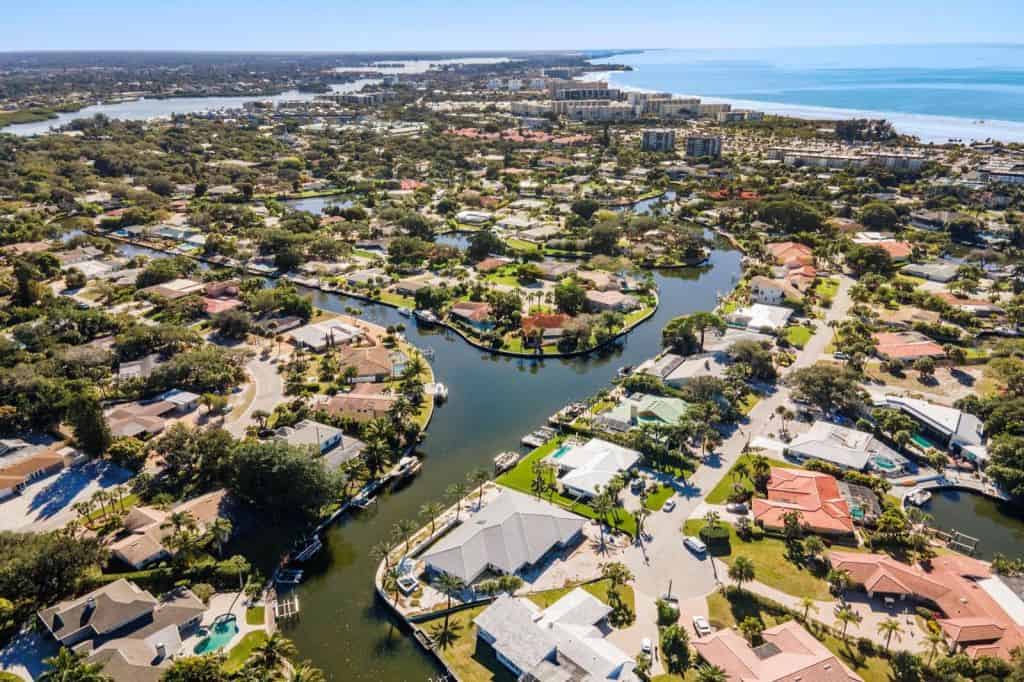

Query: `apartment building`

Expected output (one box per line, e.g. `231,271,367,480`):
641,128,676,152
685,135,722,159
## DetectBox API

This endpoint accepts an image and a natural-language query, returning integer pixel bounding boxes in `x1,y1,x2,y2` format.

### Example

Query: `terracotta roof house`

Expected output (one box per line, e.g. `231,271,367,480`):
875,240,913,261
693,620,860,681
337,345,405,382
449,301,494,330
752,468,855,537
765,242,814,267
321,383,396,422
474,257,510,273
535,260,577,281
828,552,1024,660
872,331,946,362
936,292,1004,317
522,313,570,343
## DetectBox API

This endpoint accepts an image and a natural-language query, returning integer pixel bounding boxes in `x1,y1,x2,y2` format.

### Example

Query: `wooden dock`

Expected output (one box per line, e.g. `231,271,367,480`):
274,592,301,620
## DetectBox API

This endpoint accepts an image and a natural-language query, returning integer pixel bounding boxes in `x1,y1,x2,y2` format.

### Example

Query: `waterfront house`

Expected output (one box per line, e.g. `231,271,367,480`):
337,345,405,383
449,301,494,331
598,393,689,432
785,421,903,474
474,588,637,681
828,552,1024,660
421,488,585,583
749,275,804,306
634,353,685,381
873,395,984,452
547,438,641,499
584,289,639,313
664,351,731,388
138,278,206,301
38,580,205,682
726,303,794,333
287,318,364,351
765,241,814,267
872,331,946,362
522,313,570,345
320,384,396,422
752,468,855,538
693,620,860,681
274,419,344,454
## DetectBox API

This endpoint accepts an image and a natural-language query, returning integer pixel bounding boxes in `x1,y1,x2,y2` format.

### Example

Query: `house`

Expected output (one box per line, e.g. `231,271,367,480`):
584,289,639,313
874,395,984,450
522,313,570,344
752,468,855,537
765,242,814,267
346,267,389,288
828,552,1024,660
38,580,205,682
664,352,731,388
727,303,794,332
454,210,493,225
288,318,364,351
785,421,904,474
536,260,577,281
274,419,344,454
693,620,860,682
635,353,685,381
598,393,689,432
873,331,946,362
749,275,804,305
0,439,70,500
449,301,494,331
337,345,405,382
902,261,960,283
474,257,511,273
872,306,941,329
138,278,206,300
577,270,626,292
547,438,641,499
393,276,438,296
105,392,200,439
109,490,235,569
474,589,638,681
320,384,396,423
936,292,1004,317
421,489,585,583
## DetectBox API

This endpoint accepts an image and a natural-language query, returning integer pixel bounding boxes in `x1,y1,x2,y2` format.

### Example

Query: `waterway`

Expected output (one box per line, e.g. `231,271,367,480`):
0,80,380,136
924,489,1024,561
110,235,740,678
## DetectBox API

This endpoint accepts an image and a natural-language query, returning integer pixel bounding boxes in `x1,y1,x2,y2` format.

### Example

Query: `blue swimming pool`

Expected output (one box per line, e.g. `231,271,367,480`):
550,444,573,460
193,615,239,654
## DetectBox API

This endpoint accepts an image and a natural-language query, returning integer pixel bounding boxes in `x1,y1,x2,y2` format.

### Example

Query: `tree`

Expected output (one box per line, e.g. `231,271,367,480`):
205,517,232,556
468,467,490,509
160,654,229,682
39,648,111,682
925,628,946,664
685,312,726,352
859,202,899,231
553,280,586,315
846,243,893,277
913,356,936,381
251,632,297,672
739,616,764,644
799,596,818,621
890,650,925,682
289,662,328,682
787,365,866,415
67,390,112,457
660,623,691,673
435,572,466,645
694,663,728,682
835,604,862,641
571,199,600,221
877,616,904,651
729,556,755,593
446,482,468,521
420,501,445,536
211,309,252,340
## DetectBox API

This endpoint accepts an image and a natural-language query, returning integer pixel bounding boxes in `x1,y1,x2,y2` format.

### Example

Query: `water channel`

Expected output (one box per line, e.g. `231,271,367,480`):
924,489,1024,561
115,234,741,679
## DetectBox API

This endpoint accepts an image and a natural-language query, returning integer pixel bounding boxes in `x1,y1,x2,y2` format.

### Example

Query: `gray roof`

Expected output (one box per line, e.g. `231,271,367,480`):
39,579,158,643
785,421,895,471
474,596,554,671
421,489,585,582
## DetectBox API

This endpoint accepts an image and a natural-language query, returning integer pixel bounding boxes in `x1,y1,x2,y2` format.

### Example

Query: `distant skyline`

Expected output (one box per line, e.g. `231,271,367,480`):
6,1,1024,53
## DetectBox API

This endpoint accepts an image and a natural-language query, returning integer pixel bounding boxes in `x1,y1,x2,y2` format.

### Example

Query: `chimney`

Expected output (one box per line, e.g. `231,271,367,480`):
156,642,166,659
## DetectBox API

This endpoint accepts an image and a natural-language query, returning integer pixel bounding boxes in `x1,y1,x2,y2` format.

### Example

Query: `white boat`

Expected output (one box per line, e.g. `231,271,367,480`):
414,309,439,324
397,307,412,317
906,489,932,506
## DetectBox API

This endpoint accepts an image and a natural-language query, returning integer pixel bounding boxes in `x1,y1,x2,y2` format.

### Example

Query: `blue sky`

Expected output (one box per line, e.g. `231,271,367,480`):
5,0,1024,52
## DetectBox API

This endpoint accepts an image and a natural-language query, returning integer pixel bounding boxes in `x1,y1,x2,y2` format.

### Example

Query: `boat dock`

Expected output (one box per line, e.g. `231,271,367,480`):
521,426,558,448
493,451,520,474
273,592,301,620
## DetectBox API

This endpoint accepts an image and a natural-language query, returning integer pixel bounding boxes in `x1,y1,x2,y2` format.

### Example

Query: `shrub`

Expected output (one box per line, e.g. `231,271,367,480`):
656,598,680,626
700,524,731,545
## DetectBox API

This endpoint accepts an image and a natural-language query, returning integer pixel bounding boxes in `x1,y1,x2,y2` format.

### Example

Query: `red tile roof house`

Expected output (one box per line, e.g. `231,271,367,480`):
585,289,639,313
521,313,570,345
752,468,855,538
474,257,511,274
693,620,860,681
872,331,947,362
828,551,1024,660
874,240,913,261
765,242,815,267
449,301,494,331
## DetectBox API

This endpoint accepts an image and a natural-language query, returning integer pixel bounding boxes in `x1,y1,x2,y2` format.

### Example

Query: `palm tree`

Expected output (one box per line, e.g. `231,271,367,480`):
369,541,393,570
252,409,270,430
925,628,946,664
468,468,490,510
877,617,903,651
420,501,445,535
694,663,728,682
435,572,466,644
205,517,233,556
290,662,327,682
396,518,418,554
728,556,756,593
39,648,111,682
835,605,862,641
800,596,818,621
446,482,468,520
251,631,297,672
591,494,614,548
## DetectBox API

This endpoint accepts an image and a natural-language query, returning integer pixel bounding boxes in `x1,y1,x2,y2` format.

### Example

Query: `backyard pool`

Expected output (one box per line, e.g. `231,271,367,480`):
911,433,941,451
549,444,573,460
193,615,239,654
870,454,900,473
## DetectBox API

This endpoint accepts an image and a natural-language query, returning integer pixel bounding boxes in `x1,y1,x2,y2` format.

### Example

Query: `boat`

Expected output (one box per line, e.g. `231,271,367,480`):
617,365,633,377
432,382,448,402
393,456,423,480
414,309,439,324
274,568,304,585
397,307,412,317
493,451,520,473
906,489,932,506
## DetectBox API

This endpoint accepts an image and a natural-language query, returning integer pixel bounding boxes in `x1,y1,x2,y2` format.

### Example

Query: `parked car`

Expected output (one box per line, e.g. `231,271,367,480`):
725,502,748,515
692,615,713,637
641,637,652,654
630,478,645,494
833,351,850,360
662,499,676,512
683,536,707,555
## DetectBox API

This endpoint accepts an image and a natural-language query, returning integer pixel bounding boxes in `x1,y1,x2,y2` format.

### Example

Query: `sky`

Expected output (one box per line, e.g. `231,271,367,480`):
5,0,1024,52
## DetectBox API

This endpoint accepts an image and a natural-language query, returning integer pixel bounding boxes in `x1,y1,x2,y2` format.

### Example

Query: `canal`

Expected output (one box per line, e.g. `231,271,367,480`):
107,226,741,679
924,489,1024,561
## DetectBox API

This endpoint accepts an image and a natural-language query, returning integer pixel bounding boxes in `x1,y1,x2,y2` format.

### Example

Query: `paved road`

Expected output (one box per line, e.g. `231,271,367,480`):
607,276,857,669
225,351,285,437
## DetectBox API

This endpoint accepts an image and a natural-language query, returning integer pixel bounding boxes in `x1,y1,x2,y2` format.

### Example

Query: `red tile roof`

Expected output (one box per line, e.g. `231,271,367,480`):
872,331,946,360
766,241,814,267
752,468,854,535
522,313,569,333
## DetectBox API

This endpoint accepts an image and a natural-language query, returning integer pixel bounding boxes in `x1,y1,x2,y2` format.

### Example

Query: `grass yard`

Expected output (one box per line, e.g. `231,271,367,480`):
643,484,676,511
496,437,638,537
684,520,831,600
245,606,265,626
525,578,635,615
704,454,800,505
224,631,267,673
84,493,139,523
814,277,839,304
506,237,540,253
622,305,655,328
783,325,813,349
737,393,760,416
377,291,415,308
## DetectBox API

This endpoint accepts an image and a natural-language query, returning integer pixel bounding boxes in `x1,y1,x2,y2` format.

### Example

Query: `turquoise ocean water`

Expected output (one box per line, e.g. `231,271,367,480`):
590,45,1024,142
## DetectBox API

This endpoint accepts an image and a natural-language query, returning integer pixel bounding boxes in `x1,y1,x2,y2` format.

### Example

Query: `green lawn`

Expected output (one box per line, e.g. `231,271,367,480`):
643,484,676,511
684,520,832,600
505,237,540,253
224,631,267,673
525,578,635,615
738,393,760,416
84,493,139,523
783,325,813,349
245,606,265,626
704,454,800,505
622,305,655,328
814,278,839,303
496,438,638,536
378,291,415,308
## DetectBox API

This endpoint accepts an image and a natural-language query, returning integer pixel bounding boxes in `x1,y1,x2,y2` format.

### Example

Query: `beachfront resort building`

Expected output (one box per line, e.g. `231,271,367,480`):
420,489,585,584
546,438,641,499
474,588,638,681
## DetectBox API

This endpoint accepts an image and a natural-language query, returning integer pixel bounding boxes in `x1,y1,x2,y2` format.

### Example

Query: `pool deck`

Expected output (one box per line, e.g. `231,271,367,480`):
180,592,267,656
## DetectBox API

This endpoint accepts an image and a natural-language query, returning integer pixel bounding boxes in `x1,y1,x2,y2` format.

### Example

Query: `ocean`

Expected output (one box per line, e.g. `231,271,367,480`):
589,44,1024,143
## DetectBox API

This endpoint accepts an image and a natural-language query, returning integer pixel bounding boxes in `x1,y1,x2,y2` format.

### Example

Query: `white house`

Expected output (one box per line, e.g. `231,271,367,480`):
548,438,641,499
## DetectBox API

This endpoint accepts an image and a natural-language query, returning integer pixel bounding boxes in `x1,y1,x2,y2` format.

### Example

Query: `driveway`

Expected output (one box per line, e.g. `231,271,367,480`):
0,460,132,533
225,351,285,437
